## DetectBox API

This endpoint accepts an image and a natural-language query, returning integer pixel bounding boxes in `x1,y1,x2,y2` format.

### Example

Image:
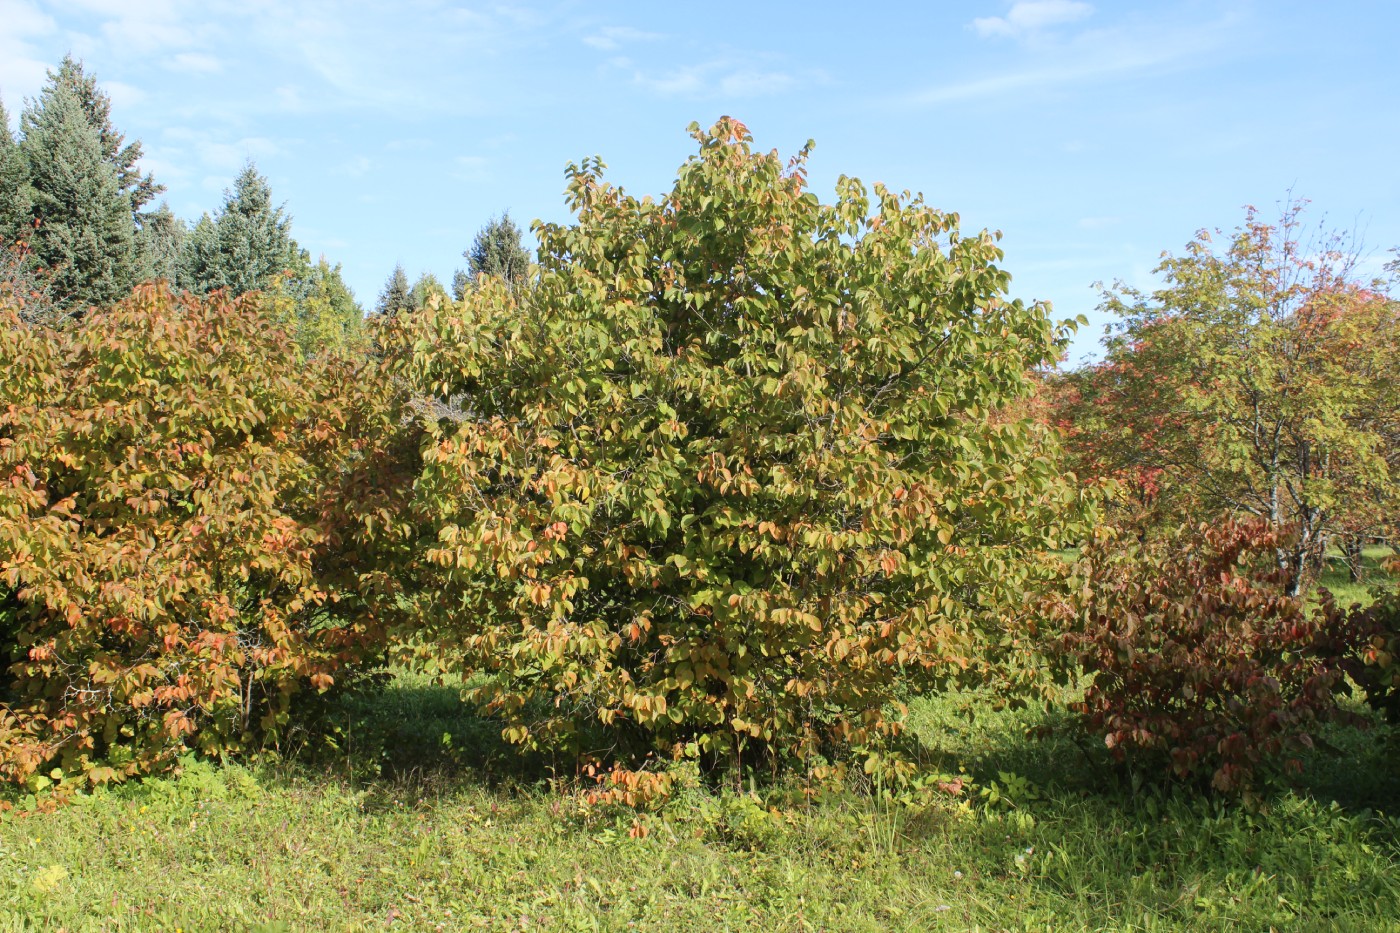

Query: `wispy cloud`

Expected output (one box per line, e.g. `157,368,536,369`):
453,154,490,181
632,60,808,99
583,26,663,52
157,126,281,178
972,1,1093,40
0,0,56,109
169,52,222,74
907,11,1236,106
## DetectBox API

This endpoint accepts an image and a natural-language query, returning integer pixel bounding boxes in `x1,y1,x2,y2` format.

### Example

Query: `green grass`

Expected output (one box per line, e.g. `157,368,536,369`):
1314,544,1397,609
2,676,1398,932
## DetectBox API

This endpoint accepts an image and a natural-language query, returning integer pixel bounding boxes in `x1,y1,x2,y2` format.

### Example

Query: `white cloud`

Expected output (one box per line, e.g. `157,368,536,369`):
633,60,806,99
337,155,371,177
102,80,145,108
453,154,490,181
972,1,1093,39
908,13,1233,106
583,26,664,51
160,126,281,176
0,0,56,107
170,52,222,74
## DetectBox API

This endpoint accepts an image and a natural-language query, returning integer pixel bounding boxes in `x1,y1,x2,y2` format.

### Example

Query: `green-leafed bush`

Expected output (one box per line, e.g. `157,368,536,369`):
385,118,1089,782
0,284,411,786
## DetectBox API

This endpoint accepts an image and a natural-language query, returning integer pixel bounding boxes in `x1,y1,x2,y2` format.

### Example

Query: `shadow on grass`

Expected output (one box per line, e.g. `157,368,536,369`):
905,684,1400,832
281,672,561,793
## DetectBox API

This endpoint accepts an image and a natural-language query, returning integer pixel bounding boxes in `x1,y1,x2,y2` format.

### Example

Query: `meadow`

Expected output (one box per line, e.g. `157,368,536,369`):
1,657,1396,932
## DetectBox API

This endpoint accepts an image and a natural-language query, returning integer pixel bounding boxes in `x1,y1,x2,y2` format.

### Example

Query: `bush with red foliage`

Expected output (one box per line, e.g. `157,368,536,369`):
1056,520,1354,792
0,284,412,787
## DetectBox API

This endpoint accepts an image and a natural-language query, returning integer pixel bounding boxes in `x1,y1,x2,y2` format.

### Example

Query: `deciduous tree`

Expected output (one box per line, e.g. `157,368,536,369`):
387,118,1088,780
1059,203,1400,595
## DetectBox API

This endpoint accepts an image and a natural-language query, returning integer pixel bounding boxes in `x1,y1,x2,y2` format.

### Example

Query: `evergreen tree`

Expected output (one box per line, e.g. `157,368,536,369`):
285,255,366,357
180,162,295,296
409,271,447,309
17,77,136,309
135,202,185,284
450,268,470,302
50,56,161,220
0,96,33,246
375,263,412,315
177,213,216,291
465,212,530,289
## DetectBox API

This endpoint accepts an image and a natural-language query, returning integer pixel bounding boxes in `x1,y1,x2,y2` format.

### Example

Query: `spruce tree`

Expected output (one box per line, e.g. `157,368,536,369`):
450,268,470,302
180,162,295,296
375,264,412,315
51,56,162,220
287,256,366,356
17,77,136,309
409,271,447,309
177,213,216,292
465,213,530,290
135,202,185,284
0,96,32,246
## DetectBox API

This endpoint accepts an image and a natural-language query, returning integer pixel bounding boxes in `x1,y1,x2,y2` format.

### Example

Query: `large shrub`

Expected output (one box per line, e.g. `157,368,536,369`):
1055,520,1352,792
0,284,409,785
388,118,1087,779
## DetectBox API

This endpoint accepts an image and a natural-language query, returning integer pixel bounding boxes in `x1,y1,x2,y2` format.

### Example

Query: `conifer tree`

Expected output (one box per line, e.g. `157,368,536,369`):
135,202,185,284
284,255,366,356
465,213,530,289
450,268,470,302
409,271,447,309
17,77,136,309
375,263,412,315
0,96,32,246
180,162,295,296
50,56,161,220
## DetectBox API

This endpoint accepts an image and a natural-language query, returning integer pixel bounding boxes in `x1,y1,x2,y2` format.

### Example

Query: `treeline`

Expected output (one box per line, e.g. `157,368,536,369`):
0,57,527,348
1,63,1398,806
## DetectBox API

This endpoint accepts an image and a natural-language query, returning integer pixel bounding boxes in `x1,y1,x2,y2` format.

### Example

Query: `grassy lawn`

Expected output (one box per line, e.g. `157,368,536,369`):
1314,544,1397,609
1,673,1397,932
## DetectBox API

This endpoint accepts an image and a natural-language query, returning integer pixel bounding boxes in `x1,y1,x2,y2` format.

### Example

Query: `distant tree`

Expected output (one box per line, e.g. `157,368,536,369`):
177,214,215,291
49,56,162,222
180,162,296,296
135,202,185,285
0,97,32,247
275,251,367,357
1061,202,1400,596
450,268,470,302
375,263,412,315
17,76,136,309
464,212,530,289
409,271,447,309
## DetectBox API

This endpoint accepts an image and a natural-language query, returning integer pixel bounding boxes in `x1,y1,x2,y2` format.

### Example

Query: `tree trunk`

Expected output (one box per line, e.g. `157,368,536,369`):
1345,535,1366,583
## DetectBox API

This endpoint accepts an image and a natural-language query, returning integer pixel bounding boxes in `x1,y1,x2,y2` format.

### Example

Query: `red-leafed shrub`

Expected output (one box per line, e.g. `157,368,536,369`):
1055,520,1353,792
1317,587,1400,724
0,284,411,786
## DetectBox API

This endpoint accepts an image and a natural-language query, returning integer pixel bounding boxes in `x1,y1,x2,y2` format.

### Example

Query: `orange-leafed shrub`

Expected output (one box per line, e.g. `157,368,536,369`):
0,284,410,785
1055,520,1353,792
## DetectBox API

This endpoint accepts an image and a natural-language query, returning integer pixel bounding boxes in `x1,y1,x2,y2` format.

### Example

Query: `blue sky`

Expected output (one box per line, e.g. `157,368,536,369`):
2,0,1397,362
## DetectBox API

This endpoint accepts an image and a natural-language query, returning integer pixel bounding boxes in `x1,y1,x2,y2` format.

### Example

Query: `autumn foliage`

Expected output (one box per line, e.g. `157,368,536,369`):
1050,205,1400,595
384,118,1088,779
0,284,409,785
1054,520,1353,792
